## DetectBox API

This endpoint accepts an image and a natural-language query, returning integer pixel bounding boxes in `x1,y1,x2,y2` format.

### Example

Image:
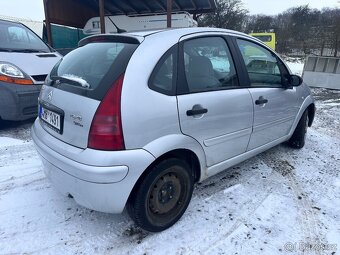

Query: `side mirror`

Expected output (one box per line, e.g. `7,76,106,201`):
289,75,303,87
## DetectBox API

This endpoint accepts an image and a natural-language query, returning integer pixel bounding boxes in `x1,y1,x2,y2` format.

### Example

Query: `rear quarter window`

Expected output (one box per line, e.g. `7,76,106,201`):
148,45,177,96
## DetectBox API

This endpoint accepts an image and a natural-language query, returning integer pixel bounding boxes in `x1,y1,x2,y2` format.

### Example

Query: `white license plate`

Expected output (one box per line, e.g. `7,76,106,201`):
40,106,61,132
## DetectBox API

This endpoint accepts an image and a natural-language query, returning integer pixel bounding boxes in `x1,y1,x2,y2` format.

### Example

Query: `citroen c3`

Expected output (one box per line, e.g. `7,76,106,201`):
31,28,315,232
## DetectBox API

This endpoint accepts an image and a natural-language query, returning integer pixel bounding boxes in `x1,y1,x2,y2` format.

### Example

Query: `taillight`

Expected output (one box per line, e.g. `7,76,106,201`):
88,74,125,150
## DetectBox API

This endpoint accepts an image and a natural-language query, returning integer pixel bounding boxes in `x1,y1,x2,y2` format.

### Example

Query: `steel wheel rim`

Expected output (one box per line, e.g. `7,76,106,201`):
146,165,190,225
149,172,182,214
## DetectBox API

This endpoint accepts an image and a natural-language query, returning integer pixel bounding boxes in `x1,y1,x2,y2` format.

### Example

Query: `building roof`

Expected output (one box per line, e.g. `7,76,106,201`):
44,0,216,28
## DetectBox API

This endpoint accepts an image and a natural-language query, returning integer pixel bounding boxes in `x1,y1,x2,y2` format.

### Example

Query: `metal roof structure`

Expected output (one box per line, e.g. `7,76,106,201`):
43,0,216,28
43,0,216,46
87,0,216,15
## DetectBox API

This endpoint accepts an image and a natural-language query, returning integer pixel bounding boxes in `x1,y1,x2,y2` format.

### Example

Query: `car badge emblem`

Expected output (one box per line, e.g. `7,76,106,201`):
47,91,53,101
71,114,84,127
70,114,82,122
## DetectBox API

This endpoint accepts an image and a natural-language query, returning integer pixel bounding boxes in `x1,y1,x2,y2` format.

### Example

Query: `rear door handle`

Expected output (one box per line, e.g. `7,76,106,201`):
255,96,268,105
186,106,208,116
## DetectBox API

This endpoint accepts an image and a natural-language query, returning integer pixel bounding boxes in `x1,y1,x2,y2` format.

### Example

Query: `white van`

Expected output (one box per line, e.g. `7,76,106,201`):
0,19,61,121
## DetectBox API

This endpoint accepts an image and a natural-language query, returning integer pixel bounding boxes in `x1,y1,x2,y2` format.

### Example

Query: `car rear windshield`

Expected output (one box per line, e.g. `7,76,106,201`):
48,41,138,100
0,20,51,53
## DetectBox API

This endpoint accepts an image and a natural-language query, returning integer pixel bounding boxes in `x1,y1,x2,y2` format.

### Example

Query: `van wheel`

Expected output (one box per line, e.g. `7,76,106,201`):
127,158,194,232
289,110,308,149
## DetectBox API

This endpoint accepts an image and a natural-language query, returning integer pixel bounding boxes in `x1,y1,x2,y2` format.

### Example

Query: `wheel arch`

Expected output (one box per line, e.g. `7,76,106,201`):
127,134,206,205
127,148,201,205
289,95,315,137
307,103,315,127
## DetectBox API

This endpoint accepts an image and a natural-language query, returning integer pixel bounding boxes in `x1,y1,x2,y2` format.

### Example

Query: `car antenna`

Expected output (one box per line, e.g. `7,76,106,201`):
107,16,126,33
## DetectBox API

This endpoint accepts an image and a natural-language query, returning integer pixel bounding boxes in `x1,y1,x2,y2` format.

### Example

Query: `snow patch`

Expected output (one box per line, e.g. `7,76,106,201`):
0,137,25,147
62,74,90,88
335,179,340,188
223,183,241,194
286,61,305,76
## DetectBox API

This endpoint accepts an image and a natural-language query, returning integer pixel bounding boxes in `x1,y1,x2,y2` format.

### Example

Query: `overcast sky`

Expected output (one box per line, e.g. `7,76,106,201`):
243,0,340,15
0,0,339,22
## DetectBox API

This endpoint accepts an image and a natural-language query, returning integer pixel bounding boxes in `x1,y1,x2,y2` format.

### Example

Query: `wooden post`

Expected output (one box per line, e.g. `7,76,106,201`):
43,0,53,47
99,0,106,33
167,0,172,28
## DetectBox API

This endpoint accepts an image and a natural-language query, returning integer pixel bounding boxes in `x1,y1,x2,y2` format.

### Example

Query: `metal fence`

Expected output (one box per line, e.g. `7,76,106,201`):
302,56,340,89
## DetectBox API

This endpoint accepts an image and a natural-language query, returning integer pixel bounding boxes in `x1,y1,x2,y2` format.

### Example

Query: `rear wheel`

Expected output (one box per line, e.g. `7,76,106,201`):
289,110,308,149
127,158,194,232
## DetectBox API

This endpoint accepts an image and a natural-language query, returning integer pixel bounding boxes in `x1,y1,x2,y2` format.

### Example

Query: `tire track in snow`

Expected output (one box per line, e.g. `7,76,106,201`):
201,187,273,255
185,165,279,254
0,138,43,196
260,154,322,255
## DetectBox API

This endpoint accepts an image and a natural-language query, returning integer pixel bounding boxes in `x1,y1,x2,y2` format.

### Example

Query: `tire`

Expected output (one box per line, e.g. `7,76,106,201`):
289,110,308,149
127,158,194,232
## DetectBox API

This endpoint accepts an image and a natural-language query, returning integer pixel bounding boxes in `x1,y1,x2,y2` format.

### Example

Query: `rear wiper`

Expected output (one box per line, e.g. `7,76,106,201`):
50,75,90,88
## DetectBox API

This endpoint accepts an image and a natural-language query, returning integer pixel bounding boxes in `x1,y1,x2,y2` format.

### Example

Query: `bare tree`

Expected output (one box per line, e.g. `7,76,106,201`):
245,15,276,33
197,0,340,57
247,5,340,56
198,0,248,31
322,8,340,56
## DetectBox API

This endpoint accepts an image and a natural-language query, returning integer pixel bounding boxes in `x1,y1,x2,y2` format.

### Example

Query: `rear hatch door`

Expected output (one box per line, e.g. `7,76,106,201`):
38,36,140,149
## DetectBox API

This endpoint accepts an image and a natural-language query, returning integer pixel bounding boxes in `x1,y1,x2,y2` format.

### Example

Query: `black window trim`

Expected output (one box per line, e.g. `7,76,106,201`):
176,35,242,95
148,44,178,96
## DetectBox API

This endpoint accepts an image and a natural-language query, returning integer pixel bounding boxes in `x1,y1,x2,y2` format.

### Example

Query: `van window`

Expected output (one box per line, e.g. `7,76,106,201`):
0,20,51,53
253,35,272,43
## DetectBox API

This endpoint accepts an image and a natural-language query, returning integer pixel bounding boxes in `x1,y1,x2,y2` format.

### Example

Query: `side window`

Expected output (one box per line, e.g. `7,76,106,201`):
183,37,238,93
237,39,283,87
149,47,176,95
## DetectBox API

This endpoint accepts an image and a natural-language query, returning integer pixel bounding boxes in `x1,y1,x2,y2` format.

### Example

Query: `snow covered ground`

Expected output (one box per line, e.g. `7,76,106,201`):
0,88,339,255
285,57,305,76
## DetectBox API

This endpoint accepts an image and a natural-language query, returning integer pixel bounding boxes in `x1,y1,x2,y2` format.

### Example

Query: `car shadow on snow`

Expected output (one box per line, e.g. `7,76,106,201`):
0,117,36,140
0,117,36,130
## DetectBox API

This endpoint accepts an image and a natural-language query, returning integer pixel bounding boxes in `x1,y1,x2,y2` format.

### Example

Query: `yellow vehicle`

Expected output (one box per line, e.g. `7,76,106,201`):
249,32,276,51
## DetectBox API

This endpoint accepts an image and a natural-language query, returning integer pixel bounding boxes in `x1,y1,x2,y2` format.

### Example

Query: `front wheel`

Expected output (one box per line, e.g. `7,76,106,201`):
127,158,194,232
289,110,308,149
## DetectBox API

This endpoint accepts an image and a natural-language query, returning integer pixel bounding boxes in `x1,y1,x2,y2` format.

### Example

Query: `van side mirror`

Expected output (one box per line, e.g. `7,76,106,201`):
289,75,303,87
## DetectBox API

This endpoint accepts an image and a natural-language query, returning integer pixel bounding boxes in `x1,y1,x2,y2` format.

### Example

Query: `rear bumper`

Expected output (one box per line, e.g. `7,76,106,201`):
0,81,41,121
31,119,155,213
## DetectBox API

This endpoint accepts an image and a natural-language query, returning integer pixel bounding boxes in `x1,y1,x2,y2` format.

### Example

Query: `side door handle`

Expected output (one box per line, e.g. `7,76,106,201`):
255,96,268,105
186,105,208,116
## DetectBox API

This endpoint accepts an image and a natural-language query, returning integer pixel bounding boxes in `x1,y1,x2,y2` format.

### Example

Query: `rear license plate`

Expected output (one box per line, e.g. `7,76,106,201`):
39,106,62,133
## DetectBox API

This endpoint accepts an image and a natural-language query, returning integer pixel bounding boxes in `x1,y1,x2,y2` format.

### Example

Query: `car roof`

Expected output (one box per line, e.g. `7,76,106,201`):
81,27,251,46
82,27,267,54
127,27,248,40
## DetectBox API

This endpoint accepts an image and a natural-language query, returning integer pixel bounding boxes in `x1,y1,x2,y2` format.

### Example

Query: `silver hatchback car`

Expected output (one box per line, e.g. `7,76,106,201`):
32,28,315,232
